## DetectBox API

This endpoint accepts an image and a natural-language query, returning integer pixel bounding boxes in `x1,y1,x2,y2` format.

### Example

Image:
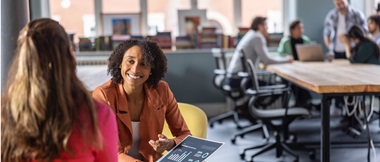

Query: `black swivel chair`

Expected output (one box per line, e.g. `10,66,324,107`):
240,59,313,162
209,48,249,129
231,50,287,143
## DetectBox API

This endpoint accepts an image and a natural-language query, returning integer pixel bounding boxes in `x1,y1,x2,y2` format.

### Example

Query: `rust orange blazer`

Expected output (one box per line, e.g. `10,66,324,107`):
92,80,191,162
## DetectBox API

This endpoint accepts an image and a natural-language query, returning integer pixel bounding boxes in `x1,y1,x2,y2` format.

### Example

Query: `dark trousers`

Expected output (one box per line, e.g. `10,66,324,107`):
291,84,312,108
333,51,346,108
334,51,347,59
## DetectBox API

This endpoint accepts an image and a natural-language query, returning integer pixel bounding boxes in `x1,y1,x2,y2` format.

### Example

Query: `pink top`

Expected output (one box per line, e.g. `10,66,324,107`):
32,101,118,162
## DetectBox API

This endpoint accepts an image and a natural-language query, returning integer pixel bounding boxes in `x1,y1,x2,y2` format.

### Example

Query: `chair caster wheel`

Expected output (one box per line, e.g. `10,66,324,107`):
240,153,245,160
237,125,243,130
231,138,236,144
308,151,316,160
240,134,245,138
218,120,223,124
209,123,214,128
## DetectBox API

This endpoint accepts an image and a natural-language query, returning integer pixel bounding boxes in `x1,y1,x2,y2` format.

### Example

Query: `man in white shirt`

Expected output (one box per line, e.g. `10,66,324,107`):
323,0,367,59
227,16,292,88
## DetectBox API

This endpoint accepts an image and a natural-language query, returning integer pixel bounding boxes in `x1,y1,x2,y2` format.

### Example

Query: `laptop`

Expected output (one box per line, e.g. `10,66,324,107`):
296,44,325,62
157,136,224,162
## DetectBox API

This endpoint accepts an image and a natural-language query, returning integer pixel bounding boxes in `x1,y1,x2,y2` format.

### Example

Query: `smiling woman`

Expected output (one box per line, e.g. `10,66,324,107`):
92,39,191,162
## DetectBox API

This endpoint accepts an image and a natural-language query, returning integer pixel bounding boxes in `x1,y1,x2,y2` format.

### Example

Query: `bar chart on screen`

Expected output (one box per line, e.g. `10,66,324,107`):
167,149,192,162
157,136,223,162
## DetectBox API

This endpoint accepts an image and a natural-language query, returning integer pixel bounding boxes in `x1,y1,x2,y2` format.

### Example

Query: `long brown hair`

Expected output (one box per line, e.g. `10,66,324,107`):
1,18,102,161
347,25,380,58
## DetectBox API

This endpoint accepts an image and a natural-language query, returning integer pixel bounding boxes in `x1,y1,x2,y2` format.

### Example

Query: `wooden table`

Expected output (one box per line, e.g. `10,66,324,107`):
267,60,380,162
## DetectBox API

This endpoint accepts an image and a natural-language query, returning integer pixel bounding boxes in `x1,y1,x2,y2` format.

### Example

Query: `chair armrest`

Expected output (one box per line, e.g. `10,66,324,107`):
237,72,250,78
245,87,290,97
260,84,287,90
256,69,273,76
214,69,226,75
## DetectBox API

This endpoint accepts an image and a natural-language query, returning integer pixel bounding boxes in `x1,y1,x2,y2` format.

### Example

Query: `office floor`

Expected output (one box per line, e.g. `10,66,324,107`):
77,65,380,162
206,116,380,162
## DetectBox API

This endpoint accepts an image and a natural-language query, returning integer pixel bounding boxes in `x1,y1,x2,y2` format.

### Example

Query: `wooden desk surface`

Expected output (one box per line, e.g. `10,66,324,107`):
267,60,380,94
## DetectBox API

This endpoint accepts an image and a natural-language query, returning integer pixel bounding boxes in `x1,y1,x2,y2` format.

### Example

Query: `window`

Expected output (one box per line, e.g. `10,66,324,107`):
50,0,284,40
103,0,140,13
50,0,95,42
147,0,190,36
242,0,282,33
198,0,234,35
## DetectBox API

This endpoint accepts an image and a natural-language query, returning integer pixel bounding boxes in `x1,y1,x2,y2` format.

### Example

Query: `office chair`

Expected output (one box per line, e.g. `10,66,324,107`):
162,103,208,139
240,59,312,162
231,51,287,144
208,48,249,129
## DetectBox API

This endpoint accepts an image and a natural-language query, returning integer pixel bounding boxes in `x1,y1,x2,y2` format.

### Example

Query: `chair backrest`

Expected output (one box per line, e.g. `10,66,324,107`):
162,103,208,139
245,59,261,91
212,48,228,70
211,48,227,90
239,49,249,72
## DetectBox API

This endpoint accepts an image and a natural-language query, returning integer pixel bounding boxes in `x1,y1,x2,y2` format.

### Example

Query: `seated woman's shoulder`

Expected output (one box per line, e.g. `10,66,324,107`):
154,80,170,92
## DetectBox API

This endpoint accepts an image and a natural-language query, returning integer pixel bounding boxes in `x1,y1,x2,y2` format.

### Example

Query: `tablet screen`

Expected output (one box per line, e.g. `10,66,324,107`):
157,136,224,162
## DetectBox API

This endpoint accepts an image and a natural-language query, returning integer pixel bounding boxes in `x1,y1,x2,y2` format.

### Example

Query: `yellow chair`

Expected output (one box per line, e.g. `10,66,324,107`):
163,103,208,139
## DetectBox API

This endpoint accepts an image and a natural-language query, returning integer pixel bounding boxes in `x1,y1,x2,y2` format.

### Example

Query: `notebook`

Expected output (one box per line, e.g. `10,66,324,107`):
157,136,224,162
296,44,325,62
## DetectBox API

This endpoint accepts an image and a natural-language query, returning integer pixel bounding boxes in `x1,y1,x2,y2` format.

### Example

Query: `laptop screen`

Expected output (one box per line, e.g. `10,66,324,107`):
157,136,224,162
296,44,325,62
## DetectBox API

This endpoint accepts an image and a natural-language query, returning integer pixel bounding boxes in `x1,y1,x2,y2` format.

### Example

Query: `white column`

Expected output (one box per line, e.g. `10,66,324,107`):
140,0,148,35
94,0,103,36
190,0,198,10
30,0,51,20
282,0,297,36
233,0,242,35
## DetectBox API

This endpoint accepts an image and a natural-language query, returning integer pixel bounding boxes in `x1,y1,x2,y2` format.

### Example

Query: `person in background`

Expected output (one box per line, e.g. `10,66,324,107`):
92,39,191,162
323,0,367,59
340,25,380,65
338,25,380,130
278,19,311,60
323,0,367,111
1,18,118,162
227,16,293,88
367,14,380,46
278,19,313,108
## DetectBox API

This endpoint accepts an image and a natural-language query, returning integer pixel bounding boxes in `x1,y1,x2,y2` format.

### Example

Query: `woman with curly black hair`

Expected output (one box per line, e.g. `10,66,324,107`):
92,39,191,162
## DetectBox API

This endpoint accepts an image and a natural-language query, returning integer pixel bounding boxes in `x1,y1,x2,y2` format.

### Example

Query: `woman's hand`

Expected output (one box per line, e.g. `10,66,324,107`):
148,134,175,154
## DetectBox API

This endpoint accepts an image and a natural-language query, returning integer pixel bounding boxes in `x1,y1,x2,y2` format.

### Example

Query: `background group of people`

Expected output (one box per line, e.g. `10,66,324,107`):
227,0,380,129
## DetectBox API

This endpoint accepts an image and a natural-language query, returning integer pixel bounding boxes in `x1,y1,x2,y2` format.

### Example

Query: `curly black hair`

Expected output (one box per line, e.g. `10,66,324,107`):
107,39,167,88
